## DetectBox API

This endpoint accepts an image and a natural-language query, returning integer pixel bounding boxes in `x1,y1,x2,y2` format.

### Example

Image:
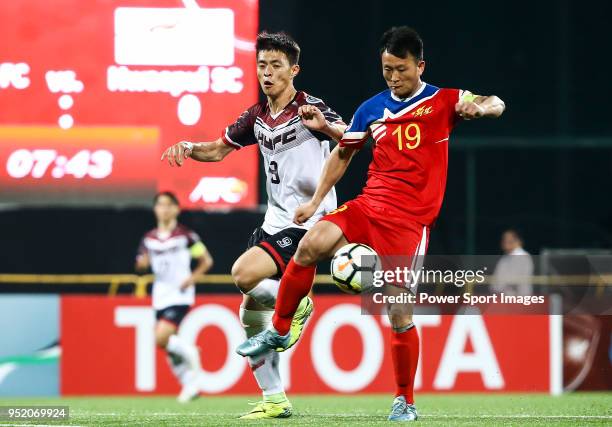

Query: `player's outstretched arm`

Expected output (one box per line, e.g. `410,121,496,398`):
294,144,357,225
455,94,505,120
161,138,234,167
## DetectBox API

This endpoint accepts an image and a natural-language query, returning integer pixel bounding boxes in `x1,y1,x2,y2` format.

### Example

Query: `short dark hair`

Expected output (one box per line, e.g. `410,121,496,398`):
154,191,179,206
256,31,300,65
380,26,423,61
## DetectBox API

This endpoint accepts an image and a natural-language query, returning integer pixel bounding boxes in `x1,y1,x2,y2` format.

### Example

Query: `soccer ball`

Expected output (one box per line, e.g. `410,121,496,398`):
330,243,379,294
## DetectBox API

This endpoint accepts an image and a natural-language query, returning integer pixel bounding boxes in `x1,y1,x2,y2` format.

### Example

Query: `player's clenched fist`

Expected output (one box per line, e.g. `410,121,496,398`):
293,200,319,225
161,141,194,167
298,105,327,131
455,100,485,120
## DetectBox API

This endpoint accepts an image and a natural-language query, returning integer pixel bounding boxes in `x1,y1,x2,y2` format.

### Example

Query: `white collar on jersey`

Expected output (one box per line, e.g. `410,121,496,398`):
270,108,286,120
390,81,427,102
157,230,172,240
269,91,299,120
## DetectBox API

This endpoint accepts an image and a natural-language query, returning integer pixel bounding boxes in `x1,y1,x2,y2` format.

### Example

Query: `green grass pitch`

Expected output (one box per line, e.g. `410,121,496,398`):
1,393,610,426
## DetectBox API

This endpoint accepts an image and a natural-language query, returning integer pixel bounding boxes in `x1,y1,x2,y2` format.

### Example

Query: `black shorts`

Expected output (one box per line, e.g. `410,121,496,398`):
155,305,190,327
247,227,307,278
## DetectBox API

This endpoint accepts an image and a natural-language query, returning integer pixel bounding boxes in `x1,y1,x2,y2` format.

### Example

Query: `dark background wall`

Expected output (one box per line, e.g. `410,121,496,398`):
1,0,612,274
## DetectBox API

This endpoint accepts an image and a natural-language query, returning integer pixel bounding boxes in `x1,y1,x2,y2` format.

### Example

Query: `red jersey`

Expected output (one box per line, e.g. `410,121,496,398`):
340,83,465,226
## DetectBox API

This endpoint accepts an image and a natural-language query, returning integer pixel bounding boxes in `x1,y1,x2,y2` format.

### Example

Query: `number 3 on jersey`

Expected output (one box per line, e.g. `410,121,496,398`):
393,123,421,150
269,160,280,184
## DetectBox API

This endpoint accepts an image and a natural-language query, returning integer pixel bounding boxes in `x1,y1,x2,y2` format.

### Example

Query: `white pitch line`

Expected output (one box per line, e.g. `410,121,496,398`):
80,412,612,419
423,415,612,419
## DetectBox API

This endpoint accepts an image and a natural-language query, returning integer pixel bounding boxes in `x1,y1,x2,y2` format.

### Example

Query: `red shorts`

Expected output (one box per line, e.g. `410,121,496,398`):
321,198,430,272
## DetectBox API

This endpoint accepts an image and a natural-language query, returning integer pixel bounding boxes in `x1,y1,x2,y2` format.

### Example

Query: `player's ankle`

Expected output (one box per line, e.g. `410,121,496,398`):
395,392,414,405
264,391,288,404
272,317,292,336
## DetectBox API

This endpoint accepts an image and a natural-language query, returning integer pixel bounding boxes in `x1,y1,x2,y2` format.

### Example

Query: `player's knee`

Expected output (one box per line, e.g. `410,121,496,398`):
388,312,413,329
388,301,413,328
295,233,325,265
231,259,256,292
155,331,171,348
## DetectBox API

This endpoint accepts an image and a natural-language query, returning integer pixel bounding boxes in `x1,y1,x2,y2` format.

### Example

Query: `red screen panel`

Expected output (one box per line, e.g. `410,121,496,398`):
0,0,259,208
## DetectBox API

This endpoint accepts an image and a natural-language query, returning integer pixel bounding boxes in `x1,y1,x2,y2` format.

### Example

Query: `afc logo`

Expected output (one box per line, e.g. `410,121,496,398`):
257,128,297,150
412,106,433,117
277,237,293,248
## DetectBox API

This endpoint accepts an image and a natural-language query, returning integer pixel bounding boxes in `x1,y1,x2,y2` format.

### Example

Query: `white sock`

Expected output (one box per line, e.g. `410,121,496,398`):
166,334,202,371
166,334,190,359
246,278,280,309
240,308,285,396
166,353,192,386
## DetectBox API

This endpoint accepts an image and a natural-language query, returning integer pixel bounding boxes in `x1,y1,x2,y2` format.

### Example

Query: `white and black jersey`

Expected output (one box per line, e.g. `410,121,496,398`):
137,225,203,310
221,91,343,234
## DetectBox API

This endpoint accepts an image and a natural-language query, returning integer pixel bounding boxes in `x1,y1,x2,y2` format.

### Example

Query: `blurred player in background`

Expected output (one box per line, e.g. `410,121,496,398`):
162,32,345,419
492,229,534,295
237,26,505,421
135,191,213,403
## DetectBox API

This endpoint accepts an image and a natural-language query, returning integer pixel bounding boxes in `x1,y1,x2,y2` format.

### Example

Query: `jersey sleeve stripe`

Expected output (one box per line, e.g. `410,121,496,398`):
221,129,243,149
323,112,342,121
339,133,368,148
342,131,367,140
371,124,386,138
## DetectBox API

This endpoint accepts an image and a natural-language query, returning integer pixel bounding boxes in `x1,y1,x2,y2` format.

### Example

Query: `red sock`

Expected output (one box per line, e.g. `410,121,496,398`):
391,325,419,404
272,259,316,335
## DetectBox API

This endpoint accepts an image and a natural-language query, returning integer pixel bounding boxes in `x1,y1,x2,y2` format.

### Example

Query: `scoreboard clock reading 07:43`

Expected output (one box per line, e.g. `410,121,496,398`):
0,0,259,208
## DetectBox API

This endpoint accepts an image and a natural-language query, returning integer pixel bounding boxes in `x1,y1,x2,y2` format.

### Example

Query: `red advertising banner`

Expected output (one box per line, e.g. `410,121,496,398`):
0,0,259,208
61,295,552,395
